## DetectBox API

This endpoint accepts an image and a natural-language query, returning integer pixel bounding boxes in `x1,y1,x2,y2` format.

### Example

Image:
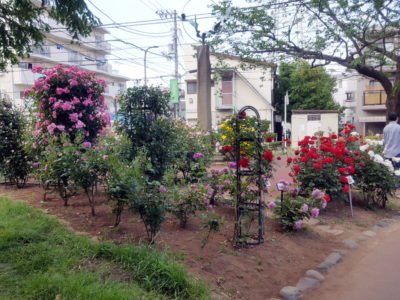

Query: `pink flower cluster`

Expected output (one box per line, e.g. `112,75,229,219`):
25,64,110,145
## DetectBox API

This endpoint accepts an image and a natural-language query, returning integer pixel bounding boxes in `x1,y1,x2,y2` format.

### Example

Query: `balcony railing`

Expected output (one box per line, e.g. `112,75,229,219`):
363,90,387,105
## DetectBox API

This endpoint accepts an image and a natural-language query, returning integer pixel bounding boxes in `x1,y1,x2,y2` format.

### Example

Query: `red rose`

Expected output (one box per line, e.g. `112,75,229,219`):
323,194,331,202
239,111,246,119
300,156,309,163
277,156,281,160
293,165,301,174
340,176,348,183
344,157,353,165
347,165,355,174
330,134,338,139
313,163,323,170
287,157,293,164
342,184,350,193
323,157,334,164
338,167,347,174
294,150,300,155
262,150,274,162
359,162,366,167
239,157,250,168
222,145,233,153
266,136,274,142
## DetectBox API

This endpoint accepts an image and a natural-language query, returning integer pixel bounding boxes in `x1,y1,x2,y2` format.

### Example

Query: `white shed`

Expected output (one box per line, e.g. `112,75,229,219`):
291,110,339,147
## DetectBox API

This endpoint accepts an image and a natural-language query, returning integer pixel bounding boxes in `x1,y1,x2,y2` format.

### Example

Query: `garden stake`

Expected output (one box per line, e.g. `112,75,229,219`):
348,185,354,217
280,190,284,214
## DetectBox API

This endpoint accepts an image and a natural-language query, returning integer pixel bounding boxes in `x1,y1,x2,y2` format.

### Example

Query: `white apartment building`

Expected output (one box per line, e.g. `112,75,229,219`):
0,19,129,119
183,45,275,129
333,72,387,135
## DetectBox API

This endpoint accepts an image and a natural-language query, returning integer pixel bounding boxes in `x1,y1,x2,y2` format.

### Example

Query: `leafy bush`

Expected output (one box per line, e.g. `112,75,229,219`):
354,156,396,208
25,64,109,148
267,184,329,231
168,184,207,228
200,212,224,248
0,99,30,187
116,86,175,181
36,136,79,206
70,146,109,216
170,121,213,183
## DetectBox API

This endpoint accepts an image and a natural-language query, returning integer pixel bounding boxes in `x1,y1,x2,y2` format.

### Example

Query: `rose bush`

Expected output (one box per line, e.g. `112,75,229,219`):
268,183,329,230
25,64,110,148
287,124,396,207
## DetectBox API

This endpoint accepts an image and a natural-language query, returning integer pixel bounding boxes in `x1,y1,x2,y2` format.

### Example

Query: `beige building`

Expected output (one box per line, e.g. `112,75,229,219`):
291,110,339,147
333,72,388,135
182,46,276,129
0,17,129,119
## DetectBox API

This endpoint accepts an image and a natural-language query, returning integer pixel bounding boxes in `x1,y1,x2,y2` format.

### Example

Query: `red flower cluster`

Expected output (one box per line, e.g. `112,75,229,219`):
262,150,274,162
287,125,367,199
221,145,233,153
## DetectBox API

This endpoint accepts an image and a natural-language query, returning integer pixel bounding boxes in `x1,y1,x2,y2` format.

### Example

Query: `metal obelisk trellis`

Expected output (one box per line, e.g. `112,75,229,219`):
234,106,264,247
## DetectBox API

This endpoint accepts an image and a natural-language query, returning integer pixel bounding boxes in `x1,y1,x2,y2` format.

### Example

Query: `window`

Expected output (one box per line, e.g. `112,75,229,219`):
345,92,354,101
68,50,79,63
187,81,197,94
18,62,32,69
307,114,321,121
19,91,25,99
369,80,378,86
221,74,233,106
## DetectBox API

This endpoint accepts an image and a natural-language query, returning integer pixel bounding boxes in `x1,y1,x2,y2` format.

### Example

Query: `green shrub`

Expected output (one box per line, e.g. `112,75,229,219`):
0,99,30,187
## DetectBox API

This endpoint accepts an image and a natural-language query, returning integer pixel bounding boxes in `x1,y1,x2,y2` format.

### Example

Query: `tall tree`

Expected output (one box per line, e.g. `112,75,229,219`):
0,0,99,70
211,0,400,118
274,60,339,121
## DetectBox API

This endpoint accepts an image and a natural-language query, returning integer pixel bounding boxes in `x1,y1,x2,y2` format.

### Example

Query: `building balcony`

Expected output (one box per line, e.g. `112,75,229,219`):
362,90,387,110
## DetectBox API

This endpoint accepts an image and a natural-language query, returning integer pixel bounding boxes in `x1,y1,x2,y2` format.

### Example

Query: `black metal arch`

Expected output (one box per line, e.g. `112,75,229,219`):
234,106,264,246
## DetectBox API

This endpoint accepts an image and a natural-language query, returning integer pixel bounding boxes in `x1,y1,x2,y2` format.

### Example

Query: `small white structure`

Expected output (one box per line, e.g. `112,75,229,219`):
291,110,339,147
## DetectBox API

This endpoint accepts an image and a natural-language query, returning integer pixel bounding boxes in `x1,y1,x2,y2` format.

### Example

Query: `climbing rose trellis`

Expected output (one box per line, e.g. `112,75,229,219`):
25,64,110,147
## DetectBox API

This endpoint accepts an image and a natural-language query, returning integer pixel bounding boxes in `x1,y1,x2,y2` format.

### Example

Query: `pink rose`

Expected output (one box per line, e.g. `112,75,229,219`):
47,123,57,134
61,102,73,111
76,120,86,129
82,141,91,148
69,113,79,123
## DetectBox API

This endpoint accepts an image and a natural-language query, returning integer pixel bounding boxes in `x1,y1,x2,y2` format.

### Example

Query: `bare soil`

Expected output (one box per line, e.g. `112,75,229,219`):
1,160,398,299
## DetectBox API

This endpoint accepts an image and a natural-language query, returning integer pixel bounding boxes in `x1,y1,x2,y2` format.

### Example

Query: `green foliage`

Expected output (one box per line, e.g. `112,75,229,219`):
0,99,30,187
270,192,325,231
70,147,109,216
355,158,396,208
200,212,224,248
275,61,339,120
35,135,80,206
117,86,176,181
168,184,207,228
0,0,98,70
170,121,213,183
0,197,209,299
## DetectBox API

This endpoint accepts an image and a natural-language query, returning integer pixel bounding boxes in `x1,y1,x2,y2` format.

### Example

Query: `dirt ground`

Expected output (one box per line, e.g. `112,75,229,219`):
1,160,398,299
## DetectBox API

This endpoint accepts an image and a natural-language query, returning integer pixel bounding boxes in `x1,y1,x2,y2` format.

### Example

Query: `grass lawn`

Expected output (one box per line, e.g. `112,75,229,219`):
0,196,209,300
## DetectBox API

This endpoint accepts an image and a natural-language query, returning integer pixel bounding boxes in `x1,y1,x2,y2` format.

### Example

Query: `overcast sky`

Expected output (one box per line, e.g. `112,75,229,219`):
85,0,219,87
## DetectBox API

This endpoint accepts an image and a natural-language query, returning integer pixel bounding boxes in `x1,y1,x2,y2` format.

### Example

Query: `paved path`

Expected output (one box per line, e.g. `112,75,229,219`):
305,222,400,300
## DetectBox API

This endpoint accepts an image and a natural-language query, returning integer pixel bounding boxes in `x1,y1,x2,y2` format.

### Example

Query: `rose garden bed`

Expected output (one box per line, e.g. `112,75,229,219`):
1,165,397,300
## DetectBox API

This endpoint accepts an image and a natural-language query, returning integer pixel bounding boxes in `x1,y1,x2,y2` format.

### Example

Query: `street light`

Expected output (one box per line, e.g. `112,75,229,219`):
144,45,159,85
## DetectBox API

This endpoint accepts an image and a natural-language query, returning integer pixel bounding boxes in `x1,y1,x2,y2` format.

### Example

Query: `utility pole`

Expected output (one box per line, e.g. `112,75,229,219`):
173,10,179,118
156,9,180,118
283,92,289,153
